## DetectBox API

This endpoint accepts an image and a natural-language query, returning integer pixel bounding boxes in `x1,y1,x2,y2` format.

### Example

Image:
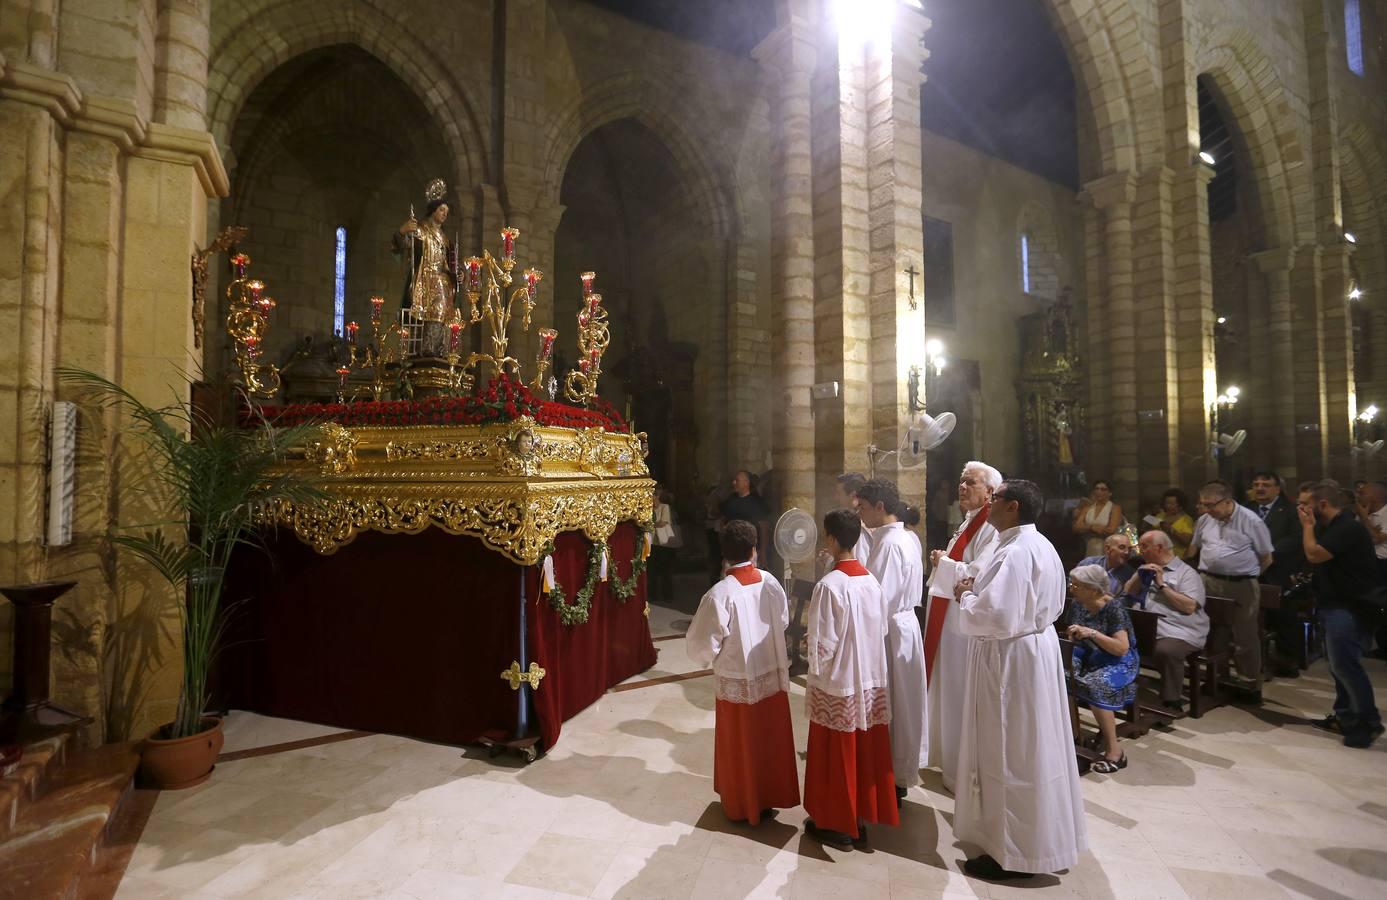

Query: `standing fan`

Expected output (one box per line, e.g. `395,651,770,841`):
1354,440,1384,458
869,411,956,475
775,508,818,675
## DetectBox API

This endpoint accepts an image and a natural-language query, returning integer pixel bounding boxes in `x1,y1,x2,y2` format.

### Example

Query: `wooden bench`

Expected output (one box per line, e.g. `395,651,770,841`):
1129,607,1176,728
1189,594,1238,716
1056,635,1102,775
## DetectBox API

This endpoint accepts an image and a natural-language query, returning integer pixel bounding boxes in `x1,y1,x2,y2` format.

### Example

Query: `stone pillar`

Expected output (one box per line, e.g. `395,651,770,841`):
1320,244,1356,480
1290,247,1329,475
153,0,209,130
1249,248,1298,480
1084,172,1139,505
1171,163,1217,492
1131,165,1179,501
1080,197,1109,482
864,8,929,509
753,14,816,516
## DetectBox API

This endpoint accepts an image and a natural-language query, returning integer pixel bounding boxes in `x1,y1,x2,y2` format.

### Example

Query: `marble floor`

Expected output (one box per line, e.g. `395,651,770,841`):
116,605,1387,899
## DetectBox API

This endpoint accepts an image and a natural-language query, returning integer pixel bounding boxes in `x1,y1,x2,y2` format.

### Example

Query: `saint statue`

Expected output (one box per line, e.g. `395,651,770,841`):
394,178,460,357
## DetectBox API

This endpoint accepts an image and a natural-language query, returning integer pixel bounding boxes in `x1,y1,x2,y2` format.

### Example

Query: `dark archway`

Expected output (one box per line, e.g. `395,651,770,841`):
217,45,457,392
555,118,726,504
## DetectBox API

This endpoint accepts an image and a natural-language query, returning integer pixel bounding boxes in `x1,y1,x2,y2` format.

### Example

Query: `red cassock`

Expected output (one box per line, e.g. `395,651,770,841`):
803,559,900,838
803,720,898,837
713,692,801,824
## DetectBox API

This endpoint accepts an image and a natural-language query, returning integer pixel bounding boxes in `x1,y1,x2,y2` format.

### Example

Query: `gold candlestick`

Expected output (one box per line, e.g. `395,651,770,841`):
225,254,281,398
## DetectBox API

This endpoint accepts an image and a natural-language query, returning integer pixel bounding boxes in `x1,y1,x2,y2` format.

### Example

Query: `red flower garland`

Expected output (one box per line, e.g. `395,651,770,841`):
246,374,630,433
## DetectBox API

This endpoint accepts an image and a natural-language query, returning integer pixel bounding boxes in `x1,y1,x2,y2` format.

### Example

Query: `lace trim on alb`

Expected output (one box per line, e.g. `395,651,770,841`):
806,685,890,732
716,669,787,705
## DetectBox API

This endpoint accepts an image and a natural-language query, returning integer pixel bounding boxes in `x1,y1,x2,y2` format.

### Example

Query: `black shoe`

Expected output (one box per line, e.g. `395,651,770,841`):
1311,714,1343,734
804,817,853,848
1344,729,1380,749
964,854,1035,882
760,808,777,820
1163,700,1185,715
852,825,869,848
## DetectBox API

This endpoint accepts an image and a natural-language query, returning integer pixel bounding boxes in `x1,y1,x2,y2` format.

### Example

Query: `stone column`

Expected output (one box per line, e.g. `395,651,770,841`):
1084,172,1139,505
752,14,816,516
1290,247,1329,475
1249,248,1298,480
1131,165,1179,500
153,0,209,130
1320,243,1356,479
863,9,929,509
1171,163,1217,492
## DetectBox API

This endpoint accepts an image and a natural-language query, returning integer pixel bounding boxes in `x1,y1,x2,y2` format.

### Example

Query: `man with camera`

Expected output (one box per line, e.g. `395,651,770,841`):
1078,533,1138,598
1123,531,1209,714
1298,481,1383,749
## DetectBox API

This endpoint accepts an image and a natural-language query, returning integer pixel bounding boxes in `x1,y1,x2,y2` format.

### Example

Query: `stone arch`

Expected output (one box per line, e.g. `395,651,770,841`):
1340,122,1387,411
1197,34,1314,250
538,74,741,242
1017,202,1064,300
205,0,486,190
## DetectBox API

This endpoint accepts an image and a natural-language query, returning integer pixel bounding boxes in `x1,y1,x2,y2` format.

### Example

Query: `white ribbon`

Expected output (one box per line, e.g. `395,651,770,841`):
542,555,555,592
600,547,609,582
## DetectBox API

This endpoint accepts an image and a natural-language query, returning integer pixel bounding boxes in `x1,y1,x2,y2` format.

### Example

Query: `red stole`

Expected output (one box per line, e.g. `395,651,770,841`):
923,504,990,681
834,559,870,577
729,565,762,586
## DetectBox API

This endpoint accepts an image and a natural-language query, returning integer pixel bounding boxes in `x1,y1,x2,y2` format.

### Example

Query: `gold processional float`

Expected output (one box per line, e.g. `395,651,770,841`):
223,180,654,742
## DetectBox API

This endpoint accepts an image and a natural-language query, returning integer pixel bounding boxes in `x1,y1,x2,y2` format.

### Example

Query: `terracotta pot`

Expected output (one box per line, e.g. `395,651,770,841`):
140,716,224,790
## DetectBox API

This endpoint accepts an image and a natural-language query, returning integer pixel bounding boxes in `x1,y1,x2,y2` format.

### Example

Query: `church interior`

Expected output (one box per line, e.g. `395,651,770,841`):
1,0,1386,896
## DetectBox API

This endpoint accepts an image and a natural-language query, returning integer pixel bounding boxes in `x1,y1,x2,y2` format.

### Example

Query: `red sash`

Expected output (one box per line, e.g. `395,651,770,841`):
729,565,762,586
924,504,990,681
834,559,870,577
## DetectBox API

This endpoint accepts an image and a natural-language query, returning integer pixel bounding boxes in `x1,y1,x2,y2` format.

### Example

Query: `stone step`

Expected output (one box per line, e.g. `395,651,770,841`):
0,742,140,900
0,731,72,839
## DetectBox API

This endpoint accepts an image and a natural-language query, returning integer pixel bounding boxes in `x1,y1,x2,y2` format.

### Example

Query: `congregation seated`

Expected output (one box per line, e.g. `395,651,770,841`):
1078,533,1137,597
1065,564,1138,773
1122,530,1209,714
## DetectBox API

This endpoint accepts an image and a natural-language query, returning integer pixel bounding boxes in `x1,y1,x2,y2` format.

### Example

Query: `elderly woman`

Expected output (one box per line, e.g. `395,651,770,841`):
1065,564,1138,773
1072,480,1123,558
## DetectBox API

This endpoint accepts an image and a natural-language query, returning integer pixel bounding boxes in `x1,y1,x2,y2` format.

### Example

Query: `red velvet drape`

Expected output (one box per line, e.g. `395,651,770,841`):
526,523,657,749
220,523,655,750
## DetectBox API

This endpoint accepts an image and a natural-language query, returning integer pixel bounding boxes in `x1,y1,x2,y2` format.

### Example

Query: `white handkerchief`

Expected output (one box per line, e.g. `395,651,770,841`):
930,556,960,598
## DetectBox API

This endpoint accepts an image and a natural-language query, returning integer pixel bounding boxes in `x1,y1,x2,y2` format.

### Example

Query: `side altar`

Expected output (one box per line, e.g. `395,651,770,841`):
217,186,657,758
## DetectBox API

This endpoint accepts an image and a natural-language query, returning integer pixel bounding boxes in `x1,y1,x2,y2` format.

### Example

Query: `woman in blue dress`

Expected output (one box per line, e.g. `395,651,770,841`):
1065,564,1138,773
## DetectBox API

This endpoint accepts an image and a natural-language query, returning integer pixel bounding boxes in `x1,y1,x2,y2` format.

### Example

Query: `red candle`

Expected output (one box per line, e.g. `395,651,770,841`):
587,293,601,317
336,365,350,388
231,253,250,277
579,358,590,373
538,328,557,359
347,321,359,345
244,335,259,359
524,268,542,301
449,321,462,350
370,296,384,321
580,271,596,296
578,312,590,327
257,295,275,315
465,257,482,292
247,280,264,302
501,227,519,261
589,347,600,367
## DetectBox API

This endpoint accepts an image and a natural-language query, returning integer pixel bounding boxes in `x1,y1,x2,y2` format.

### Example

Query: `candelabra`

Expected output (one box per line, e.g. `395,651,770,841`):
564,272,610,406
532,328,558,396
225,253,281,398
445,321,474,395
340,295,408,402
460,227,543,382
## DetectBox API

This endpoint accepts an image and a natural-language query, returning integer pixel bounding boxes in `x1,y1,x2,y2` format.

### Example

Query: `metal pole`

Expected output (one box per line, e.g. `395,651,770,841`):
516,568,529,741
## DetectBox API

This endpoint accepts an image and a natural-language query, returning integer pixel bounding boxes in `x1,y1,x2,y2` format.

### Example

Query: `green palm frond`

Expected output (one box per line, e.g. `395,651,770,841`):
60,367,326,739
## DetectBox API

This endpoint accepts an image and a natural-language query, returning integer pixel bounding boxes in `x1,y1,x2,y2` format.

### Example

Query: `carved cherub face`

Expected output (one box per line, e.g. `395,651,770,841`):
515,429,536,456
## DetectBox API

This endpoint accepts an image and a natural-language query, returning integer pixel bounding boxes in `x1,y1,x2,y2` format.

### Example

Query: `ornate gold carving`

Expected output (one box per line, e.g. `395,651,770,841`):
305,423,358,475
500,661,546,691
190,226,248,350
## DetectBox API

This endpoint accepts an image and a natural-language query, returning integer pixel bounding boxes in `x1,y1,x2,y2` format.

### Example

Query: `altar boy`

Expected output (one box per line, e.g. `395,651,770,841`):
803,509,899,847
686,519,800,824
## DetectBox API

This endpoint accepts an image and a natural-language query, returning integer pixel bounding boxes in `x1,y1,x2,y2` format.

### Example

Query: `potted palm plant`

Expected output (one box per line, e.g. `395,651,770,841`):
61,369,324,788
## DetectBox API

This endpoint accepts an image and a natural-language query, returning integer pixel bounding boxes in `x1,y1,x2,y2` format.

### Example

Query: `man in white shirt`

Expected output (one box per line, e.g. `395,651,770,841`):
925,461,1001,793
952,478,1087,881
686,520,799,825
1355,481,1387,658
1124,530,1209,714
803,509,898,847
1190,480,1274,698
858,478,927,804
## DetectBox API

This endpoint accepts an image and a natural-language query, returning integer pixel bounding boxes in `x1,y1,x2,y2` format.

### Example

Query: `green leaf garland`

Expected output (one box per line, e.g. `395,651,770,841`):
544,530,651,626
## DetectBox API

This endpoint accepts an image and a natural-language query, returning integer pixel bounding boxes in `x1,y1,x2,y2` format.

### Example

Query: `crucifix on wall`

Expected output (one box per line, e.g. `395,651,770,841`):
904,262,920,311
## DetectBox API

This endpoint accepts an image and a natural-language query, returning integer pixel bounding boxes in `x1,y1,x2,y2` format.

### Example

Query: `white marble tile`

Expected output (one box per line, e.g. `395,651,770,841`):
503,832,623,895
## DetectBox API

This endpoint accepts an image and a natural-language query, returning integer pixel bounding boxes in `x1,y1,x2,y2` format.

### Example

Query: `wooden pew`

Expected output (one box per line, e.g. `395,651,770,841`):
1129,607,1176,728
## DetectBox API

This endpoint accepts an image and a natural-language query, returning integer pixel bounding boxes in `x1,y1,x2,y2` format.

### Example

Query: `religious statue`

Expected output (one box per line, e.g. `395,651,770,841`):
393,178,461,358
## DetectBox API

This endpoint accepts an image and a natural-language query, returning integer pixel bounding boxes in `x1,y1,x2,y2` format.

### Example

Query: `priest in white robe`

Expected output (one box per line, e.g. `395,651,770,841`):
803,508,899,847
857,478,928,801
687,520,800,824
952,478,1087,881
925,461,1001,792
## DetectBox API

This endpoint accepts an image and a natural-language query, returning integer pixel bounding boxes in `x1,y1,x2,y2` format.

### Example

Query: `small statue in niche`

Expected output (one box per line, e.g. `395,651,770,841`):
393,178,461,358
